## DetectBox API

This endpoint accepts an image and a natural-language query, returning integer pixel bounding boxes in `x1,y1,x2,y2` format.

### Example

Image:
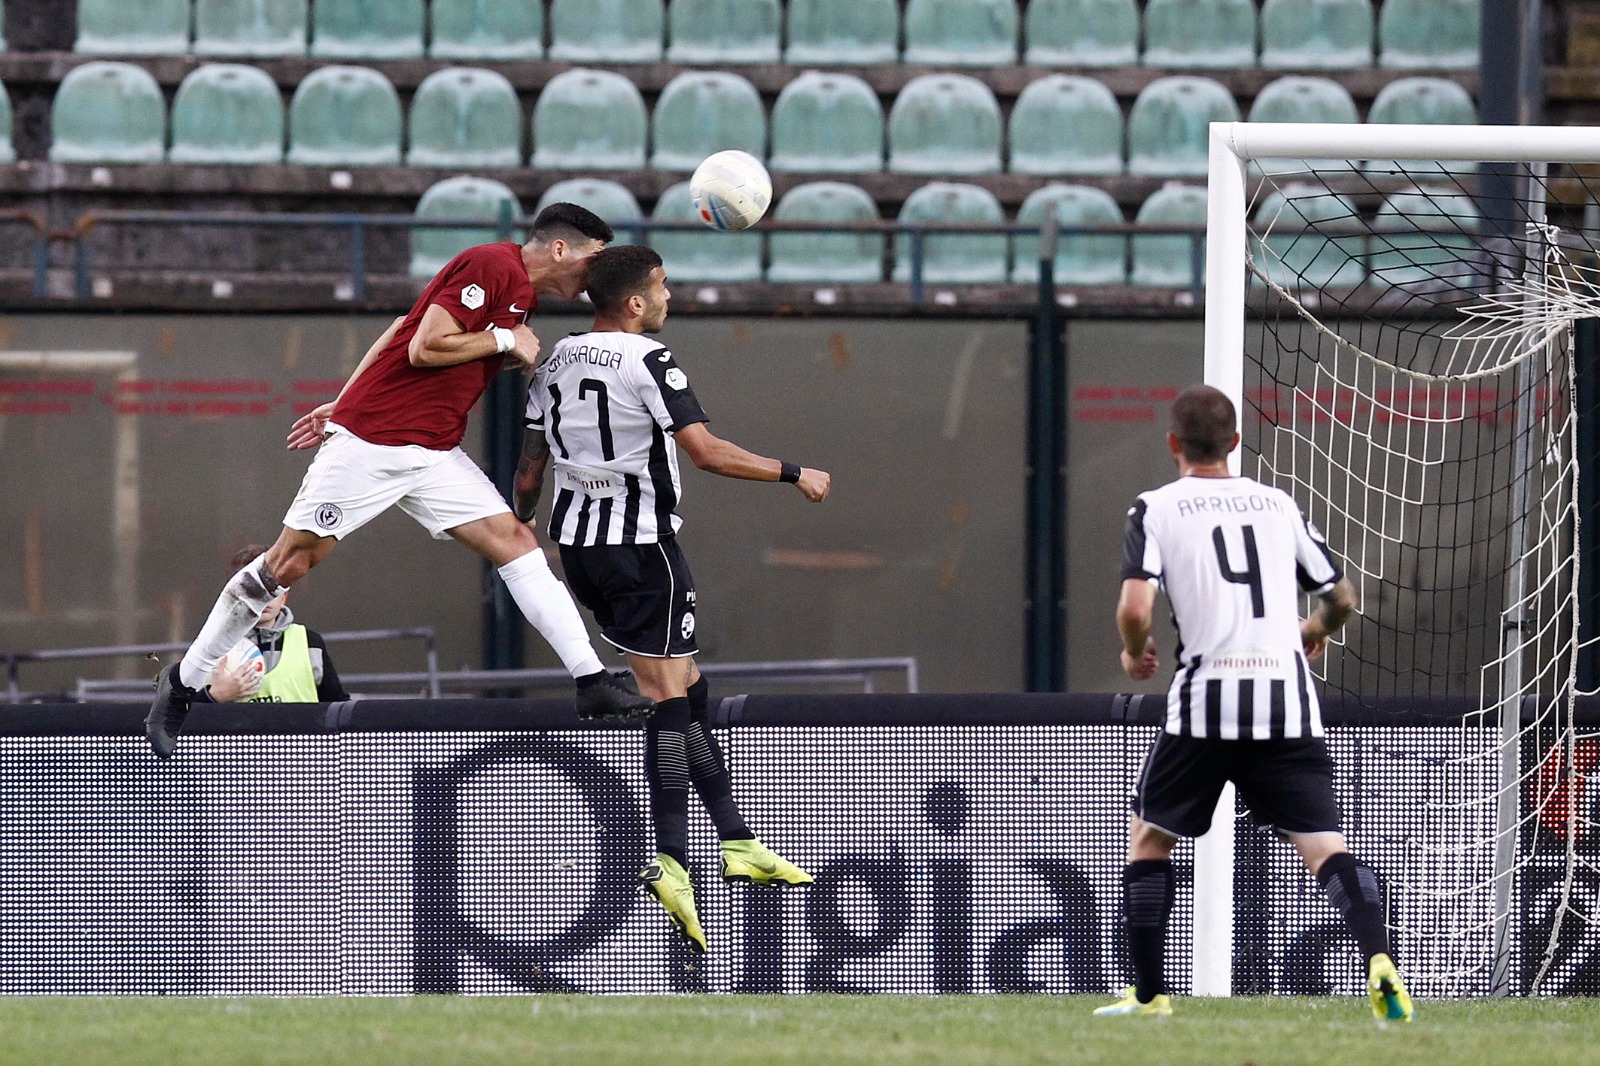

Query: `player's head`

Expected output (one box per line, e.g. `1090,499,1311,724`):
586,245,671,333
230,544,288,625
1168,384,1240,466
524,203,615,300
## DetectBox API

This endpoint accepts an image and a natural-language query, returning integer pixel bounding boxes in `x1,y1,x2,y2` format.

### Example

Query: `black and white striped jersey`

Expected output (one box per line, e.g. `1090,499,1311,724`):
526,331,709,546
1121,475,1343,740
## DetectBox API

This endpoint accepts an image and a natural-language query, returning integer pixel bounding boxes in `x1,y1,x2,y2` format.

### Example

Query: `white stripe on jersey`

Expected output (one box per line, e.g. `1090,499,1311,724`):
527,331,709,546
1121,476,1342,740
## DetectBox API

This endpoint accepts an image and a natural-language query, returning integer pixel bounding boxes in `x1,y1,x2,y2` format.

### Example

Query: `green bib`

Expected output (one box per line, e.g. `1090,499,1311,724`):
252,624,320,703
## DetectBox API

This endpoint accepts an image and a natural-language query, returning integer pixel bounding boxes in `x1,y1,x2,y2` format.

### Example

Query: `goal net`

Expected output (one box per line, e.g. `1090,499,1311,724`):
1205,123,1600,997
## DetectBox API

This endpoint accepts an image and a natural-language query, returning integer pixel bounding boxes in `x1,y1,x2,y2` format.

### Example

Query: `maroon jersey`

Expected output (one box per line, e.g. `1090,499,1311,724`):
333,243,536,450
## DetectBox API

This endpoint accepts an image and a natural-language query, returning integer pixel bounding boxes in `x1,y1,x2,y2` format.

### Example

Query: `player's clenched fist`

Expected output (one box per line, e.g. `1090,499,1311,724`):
797,468,831,502
505,324,541,368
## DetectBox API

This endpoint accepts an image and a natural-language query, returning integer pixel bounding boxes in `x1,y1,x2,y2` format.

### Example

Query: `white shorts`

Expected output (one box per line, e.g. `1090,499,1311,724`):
282,423,510,541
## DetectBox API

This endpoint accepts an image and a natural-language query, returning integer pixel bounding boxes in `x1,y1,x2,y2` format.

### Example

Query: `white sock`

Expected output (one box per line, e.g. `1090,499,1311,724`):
178,555,281,690
498,550,605,679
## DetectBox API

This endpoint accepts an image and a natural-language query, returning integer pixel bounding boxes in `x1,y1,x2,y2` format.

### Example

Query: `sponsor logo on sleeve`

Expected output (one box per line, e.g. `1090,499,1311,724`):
461,284,485,310
664,368,688,391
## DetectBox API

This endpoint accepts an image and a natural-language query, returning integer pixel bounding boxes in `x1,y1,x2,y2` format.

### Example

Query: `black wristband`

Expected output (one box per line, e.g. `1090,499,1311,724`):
779,461,801,484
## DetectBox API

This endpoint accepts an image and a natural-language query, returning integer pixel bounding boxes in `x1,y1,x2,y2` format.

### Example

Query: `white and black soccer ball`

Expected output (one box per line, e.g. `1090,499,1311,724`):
689,150,773,232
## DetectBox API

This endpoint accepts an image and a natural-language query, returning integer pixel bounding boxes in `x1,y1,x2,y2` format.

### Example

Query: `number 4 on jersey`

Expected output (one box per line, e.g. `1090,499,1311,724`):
1212,525,1265,618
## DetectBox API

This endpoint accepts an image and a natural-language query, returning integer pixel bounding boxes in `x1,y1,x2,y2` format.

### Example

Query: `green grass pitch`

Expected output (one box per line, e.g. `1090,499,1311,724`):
0,994,1594,1065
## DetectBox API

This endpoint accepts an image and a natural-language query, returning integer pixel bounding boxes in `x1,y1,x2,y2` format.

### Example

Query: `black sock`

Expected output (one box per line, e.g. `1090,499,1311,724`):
1317,852,1391,962
575,670,607,689
1124,859,1174,1002
687,674,710,712
687,707,753,841
645,697,692,864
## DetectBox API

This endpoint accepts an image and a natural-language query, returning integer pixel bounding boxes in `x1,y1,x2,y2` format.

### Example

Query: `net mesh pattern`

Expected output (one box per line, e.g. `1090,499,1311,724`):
1241,155,1600,994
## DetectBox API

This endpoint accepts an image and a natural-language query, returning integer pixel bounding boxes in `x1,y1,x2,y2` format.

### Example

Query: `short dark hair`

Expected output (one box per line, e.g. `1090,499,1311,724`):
229,544,271,571
529,202,614,247
1170,384,1237,462
585,245,662,312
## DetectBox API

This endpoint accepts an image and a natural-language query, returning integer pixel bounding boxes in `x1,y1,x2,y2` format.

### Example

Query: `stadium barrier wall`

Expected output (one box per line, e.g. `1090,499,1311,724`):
1,693,1594,997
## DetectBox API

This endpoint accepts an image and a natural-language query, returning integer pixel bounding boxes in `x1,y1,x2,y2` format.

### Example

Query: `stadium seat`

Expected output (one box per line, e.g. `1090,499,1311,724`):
531,69,648,171
1259,0,1374,69
1011,185,1126,285
1380,0,1479,70
1024,0,1139,67
649,182,762,282
1008,75,1123,176
1251,185,1365,289
0,82,14,165
194,0,309,57
430,0,543,60
903,0,1019,66
411,176,523,279
1127,76,1241,177
285,66,402,166
1369,190,1482,288
534,179,645,239
1142,0,1258,68
1130,183,1208,287
75,0,190,55
893,182,1008,284
768,72,883,174
49,62,166,164
549,0,664,63
887,74,1003,175
1248,76,1359,125
169,64,285,165
784,0,899,65
1367,77,1477,125
406,68,522,169
767,181,885,283
666,0,781,64
650,71,766,172
310,0,424,59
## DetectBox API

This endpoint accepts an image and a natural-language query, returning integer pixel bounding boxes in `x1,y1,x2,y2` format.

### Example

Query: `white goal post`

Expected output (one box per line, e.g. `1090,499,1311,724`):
1198,122,1600,998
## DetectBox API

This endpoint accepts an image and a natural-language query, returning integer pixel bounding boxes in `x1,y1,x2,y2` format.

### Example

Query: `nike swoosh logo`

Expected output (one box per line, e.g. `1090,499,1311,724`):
509,304,525,314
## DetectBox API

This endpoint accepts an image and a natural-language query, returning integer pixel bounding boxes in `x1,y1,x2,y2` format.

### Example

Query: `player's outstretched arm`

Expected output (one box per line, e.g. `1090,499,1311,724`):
515,424,551,524
1116,578,1160,681
672,422,830,502
1301,577,1359,661
286,315,405,450
410,304,539,369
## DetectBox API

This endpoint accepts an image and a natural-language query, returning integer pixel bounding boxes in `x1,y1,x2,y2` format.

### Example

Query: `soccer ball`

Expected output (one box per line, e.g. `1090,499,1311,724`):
222,638,266,680
689,150,772,232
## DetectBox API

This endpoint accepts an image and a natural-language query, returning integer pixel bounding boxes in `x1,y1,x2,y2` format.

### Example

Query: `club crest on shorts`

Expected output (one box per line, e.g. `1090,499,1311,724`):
680,612,696,640
314,503,343,530
461,283,485,310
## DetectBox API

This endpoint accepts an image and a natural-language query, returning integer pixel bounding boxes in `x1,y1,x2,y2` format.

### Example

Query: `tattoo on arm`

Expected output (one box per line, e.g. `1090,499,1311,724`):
515,428,550,522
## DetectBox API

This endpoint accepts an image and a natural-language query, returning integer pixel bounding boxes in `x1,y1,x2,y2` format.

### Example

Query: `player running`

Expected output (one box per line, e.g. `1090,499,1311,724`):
145,204,652,758
517,245,829,953
1096,383,1413,1023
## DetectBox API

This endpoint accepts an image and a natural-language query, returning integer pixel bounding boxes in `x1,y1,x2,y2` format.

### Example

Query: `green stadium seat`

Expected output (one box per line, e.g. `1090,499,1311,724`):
310,0,424,59
169,64,285,165
535,179,645,239
1142,0,1257,68
903,0,1019,67
1251,185,1365,289
767,181,884,283
1380,0,1479,70
75,0,190,55
194,0,309,57
1130,183,1208,287
1011,184,1126,285
0,82,14,165
893,182,1008,284
1367,77,1477,125
549,0,664,63
1008,74,1123,176
49,62,166,164
430,0,543,60
769,72,883,174
1127,76,1241,178
666,0,781,64
649,181,762,282
1259,0,1374,70
1248,76,1359,125
1024,0,1139,67
531,69,648,171
411,176,523,278
407,68,522,169
1370,190,1482,288
784,0,899,65
650,71,766,172
887,74,1002,175
285,66,402,166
